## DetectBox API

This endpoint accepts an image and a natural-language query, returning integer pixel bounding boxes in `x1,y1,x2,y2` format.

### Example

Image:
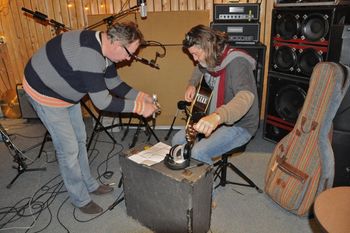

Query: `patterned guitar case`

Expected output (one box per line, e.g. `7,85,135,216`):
265,62,350,216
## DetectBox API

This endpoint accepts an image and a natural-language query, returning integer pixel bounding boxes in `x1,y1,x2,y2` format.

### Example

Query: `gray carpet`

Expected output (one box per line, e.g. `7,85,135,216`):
0,118,322,233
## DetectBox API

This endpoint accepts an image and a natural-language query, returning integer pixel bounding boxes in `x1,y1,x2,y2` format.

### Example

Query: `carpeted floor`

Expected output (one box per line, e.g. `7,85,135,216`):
0,117,322,233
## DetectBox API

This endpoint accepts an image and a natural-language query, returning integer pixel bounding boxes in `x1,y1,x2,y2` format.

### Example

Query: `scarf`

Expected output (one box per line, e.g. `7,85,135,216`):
204,45,256,107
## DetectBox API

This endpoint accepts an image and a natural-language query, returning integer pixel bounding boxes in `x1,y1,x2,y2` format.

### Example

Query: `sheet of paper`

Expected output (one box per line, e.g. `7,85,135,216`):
128,142,171,166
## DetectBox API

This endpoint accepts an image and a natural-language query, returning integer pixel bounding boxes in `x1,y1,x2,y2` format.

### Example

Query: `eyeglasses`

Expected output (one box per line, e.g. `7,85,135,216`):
123,46,136,59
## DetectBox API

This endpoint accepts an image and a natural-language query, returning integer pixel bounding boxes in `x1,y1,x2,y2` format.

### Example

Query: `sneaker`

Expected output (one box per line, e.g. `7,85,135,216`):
91,184,114,195
79,201,103,214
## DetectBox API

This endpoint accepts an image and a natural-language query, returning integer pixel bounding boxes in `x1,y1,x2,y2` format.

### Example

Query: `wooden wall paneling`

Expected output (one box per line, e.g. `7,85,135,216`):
51,0,64,26
146,0,155,12
59,1,72,29
67,0,78,29
9,1,27,82
0,44,15,95
162,0,170,11
196,0,205,10
170,0,179,11
112,0,123,13
179,0,188,11
2,1,21,84
187,0,196,10
74,0,86,28
90,0,99,14
153,0,162,11
30,0,48,46
97,0,106,14
129,0,138,10
105,0,115,13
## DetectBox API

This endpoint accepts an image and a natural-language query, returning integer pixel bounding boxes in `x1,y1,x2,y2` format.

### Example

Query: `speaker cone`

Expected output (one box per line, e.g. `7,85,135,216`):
297,48,323,76
273,46,297,72
276,13,301,40
275,84,307,122
301,13,329,42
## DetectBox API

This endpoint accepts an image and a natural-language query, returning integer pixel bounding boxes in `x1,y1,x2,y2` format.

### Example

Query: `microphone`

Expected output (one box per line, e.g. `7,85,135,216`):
137,0,147,18
134,54,159,69
177,101,190,110
21,7,47,21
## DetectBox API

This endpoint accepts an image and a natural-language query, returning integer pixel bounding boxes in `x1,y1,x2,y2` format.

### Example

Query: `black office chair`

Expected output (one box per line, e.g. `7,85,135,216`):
213,143,263,193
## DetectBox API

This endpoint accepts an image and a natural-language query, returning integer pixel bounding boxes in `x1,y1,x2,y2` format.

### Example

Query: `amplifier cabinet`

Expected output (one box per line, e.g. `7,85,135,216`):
120,144,213,233
263,72,309,142
211,22,260,44
270,42,328,77
213,3,260,22
16,84,38,119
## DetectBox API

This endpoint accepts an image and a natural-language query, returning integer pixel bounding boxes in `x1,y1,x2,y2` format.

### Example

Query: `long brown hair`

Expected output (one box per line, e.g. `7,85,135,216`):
183,24,228,68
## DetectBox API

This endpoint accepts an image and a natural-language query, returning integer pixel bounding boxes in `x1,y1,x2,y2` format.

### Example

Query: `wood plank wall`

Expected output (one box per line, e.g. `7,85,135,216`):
0,0,274,117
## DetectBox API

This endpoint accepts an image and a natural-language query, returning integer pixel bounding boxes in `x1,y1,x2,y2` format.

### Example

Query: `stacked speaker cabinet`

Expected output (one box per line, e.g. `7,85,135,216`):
263,4,350,142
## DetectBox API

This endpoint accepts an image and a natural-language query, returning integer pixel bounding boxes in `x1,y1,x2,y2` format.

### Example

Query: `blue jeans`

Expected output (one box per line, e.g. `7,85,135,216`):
171,125,252,164
26,94,99,207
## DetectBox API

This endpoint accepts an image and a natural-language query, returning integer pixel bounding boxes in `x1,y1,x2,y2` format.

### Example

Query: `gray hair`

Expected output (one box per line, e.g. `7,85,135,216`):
107,21,144,46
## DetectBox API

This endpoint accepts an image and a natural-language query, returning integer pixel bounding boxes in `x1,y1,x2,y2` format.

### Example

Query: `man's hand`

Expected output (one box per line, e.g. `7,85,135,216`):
142,102,159,118
193,113,221,137
185,85,196,102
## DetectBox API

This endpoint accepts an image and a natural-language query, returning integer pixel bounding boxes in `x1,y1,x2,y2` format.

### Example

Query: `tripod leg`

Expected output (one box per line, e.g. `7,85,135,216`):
81,102,116,146
227,163,263,193
37,131,50,159
130,119,143,148
121,115,133,141
7,170,23,189
142,117,159,143
165,109,180,140
87,114,102,150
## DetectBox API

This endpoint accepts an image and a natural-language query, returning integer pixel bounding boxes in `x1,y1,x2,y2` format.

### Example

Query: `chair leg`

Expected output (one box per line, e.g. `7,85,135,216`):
227,163,263,193
214,158,262,193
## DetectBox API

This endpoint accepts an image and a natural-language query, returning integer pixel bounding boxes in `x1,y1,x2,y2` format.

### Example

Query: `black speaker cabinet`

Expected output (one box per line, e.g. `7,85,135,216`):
264,5,350,142
230,43,266,114
332,129,350,187
269,5,350,80
263,73,309,142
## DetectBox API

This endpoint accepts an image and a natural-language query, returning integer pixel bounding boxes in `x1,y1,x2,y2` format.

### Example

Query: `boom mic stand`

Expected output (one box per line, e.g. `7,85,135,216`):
164,101,190,140
0,124,46,189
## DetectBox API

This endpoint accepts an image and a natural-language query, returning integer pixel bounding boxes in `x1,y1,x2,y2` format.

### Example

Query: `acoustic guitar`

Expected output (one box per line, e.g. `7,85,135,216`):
164,75,213,169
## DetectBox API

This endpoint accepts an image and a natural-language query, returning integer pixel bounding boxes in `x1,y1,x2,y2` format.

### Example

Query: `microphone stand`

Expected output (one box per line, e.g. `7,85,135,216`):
21,7,72,34
84,6,139,30
1,124,46,189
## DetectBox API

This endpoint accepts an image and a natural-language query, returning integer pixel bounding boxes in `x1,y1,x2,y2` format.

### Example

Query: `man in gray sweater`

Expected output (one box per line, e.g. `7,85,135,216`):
24,21,158,214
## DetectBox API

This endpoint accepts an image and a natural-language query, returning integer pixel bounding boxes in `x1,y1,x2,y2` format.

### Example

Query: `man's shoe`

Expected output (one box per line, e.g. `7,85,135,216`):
79,201,103,214
91,184,114,195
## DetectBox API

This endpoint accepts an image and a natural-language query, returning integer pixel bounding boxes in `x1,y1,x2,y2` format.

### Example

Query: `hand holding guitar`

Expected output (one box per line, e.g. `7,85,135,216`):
184,85,196,102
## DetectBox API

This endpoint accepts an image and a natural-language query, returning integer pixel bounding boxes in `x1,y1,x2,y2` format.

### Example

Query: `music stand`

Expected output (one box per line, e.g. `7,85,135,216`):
0,124,46,188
